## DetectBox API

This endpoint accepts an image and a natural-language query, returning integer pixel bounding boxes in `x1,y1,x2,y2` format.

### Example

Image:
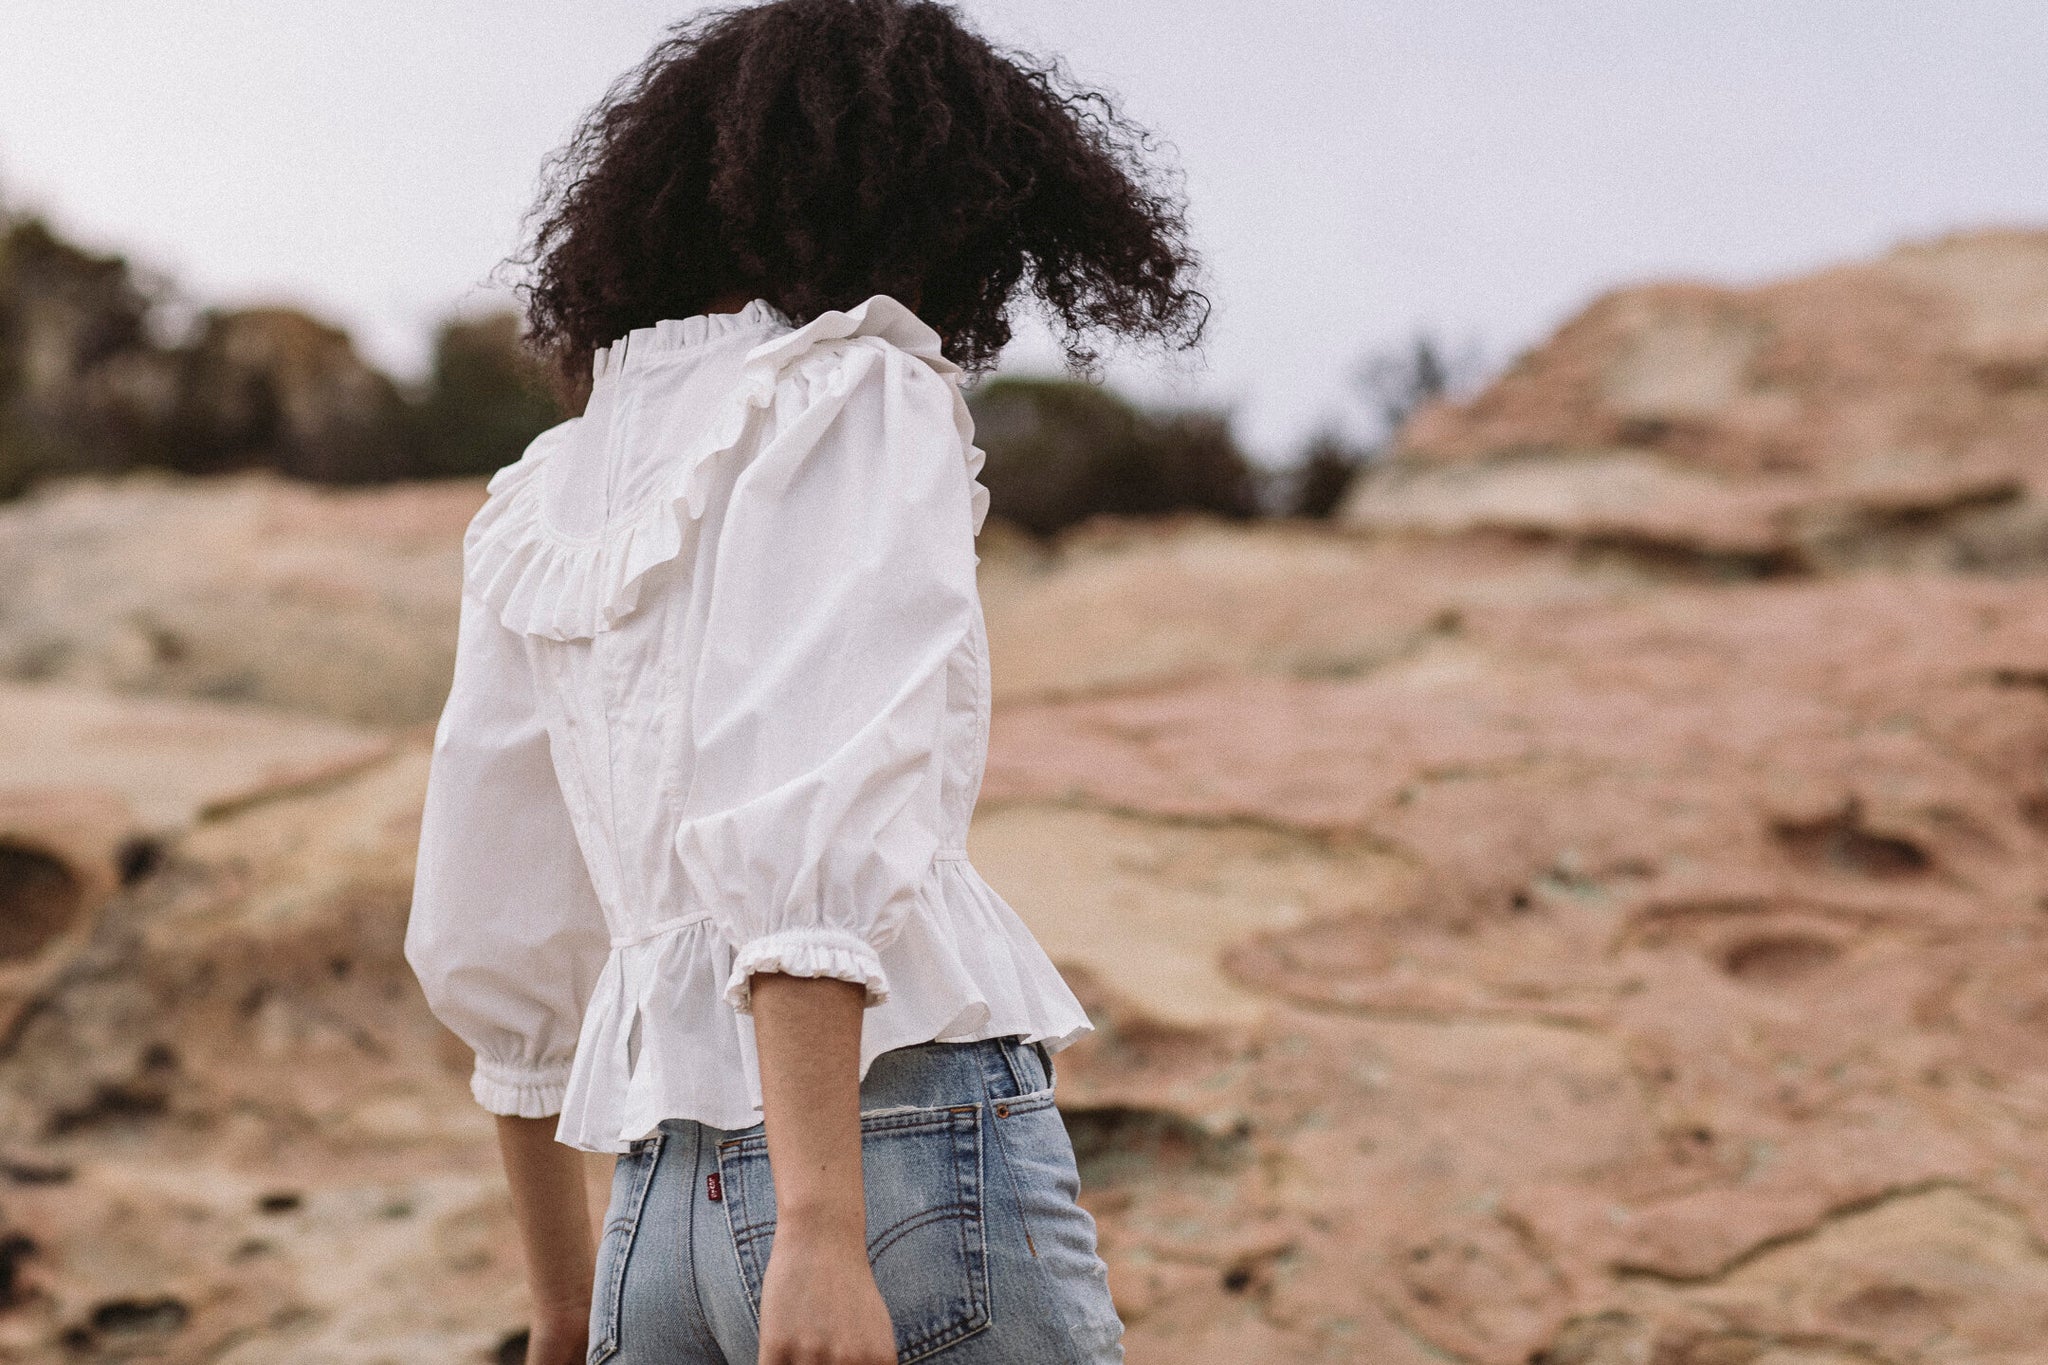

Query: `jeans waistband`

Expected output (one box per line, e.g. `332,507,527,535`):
655,1035,1055,1141
855,1034,1053,1117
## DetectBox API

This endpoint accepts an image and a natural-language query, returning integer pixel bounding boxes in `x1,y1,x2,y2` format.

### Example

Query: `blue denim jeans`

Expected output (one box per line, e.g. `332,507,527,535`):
587,1036,1125,1363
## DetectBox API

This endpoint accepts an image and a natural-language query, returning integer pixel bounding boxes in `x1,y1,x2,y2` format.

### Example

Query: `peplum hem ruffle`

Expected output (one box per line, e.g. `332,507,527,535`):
552,857,1092,1153
462,295,990,643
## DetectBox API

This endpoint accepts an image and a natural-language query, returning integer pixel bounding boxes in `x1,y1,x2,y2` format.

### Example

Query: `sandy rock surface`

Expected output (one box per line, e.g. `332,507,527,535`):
1344,228,2048,576
0,471,477,725
5,231,2048,1363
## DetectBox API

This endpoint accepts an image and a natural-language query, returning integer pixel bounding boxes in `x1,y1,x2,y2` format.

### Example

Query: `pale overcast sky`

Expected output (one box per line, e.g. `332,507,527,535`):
1,2,2043,462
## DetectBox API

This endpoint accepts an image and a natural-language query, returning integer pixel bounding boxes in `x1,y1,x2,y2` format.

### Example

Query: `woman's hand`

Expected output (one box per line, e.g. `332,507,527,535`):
521,1307,591,1365
494,1115,596,1365
749,971,898,1365
757,1221,897,1364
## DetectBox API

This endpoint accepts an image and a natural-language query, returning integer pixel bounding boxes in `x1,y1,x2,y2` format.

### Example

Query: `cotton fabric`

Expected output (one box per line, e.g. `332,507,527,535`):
404,296,1092,1153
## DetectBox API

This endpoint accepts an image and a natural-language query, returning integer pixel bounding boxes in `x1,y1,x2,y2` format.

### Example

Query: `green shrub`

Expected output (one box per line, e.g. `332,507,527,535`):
0,208,571,497
0,216,164,496
403,312,565,479
966,375,1260,537
1281,430,1370,519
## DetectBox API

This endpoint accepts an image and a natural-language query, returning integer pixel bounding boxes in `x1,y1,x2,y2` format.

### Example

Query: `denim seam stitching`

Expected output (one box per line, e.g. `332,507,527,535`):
897,1107,992,1363
996,1037,1030,1099
1035,1039,1058,1091
988,1096,1103,1364
682,1123,720,1348
590,1132,666,1362
714,1142,765,1325
866,1201,981,1263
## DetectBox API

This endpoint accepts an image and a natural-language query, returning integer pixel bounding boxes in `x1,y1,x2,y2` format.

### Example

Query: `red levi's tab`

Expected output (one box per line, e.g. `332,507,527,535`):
706,1172,723,1202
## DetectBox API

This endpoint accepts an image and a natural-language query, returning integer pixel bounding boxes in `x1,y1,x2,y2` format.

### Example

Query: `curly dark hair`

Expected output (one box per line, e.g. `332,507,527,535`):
515,0,1206,389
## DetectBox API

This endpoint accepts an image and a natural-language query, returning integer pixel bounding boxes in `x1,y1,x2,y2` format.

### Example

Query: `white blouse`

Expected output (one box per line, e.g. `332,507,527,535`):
404,296,1091,1153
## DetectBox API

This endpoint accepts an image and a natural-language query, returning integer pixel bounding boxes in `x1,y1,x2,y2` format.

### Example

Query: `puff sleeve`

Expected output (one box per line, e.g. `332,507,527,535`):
674,338,980,1014
404,582,611,1116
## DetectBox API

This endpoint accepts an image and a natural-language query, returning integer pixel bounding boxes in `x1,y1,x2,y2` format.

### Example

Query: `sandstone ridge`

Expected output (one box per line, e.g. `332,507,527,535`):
1345,228,2048,577
4,230,2048,1363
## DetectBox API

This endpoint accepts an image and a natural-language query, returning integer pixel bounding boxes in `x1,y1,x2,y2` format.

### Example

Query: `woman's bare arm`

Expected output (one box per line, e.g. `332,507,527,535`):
750,972,897,1365
495,1115,596,1365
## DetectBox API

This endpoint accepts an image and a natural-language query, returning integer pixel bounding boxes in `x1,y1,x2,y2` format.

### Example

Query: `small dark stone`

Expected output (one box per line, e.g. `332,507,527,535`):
1,1158,75,1186
89,1296,189,1336
0,1232,39,1308
115,835,164,885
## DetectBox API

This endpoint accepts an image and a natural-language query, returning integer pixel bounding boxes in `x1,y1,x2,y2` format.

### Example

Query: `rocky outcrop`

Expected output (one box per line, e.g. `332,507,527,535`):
164,308,411,484
0,220,413,492
0,680,394,1051
0,471,478,724
0,731,544,1363
7,229,2048,1362
0,788,134,1044
0,211,564,501
1343,229,2048,574
0,218,175,498
984,542,2048,1361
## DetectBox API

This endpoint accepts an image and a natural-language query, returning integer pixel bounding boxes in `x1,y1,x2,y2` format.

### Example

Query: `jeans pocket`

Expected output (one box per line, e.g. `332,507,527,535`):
588,1135,665,1365
717,1103,992,1363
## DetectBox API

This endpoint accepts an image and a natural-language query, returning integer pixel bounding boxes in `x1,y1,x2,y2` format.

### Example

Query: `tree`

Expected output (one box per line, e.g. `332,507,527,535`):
1279,330,1485,518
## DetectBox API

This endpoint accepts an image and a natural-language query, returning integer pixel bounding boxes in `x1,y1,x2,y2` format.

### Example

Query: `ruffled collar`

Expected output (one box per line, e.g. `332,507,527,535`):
590,298,794,381
464,295,988,641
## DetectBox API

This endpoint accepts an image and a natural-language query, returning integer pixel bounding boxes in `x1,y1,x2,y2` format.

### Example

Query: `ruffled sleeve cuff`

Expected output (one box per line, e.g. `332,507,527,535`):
470,1057,574,1118
724,927,891,1013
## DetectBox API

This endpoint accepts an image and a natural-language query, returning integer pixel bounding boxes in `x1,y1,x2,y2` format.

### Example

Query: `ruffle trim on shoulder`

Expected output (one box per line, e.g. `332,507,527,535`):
462,294,988,642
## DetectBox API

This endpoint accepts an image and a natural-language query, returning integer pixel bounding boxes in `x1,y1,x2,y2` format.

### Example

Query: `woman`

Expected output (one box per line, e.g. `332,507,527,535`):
404,2,1204,1361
